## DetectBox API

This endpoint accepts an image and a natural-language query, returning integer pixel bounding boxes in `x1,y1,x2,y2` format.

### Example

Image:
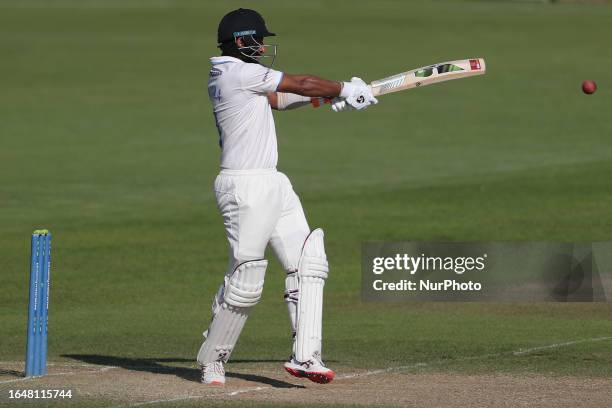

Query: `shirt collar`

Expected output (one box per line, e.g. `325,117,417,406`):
210,56,242,65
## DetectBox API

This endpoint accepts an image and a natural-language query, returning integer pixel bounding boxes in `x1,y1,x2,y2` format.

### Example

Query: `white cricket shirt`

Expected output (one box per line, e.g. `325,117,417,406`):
208,56,284,170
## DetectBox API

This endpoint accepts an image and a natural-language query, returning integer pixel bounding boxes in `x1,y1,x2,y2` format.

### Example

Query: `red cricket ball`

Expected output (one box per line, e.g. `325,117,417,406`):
582,80,597,95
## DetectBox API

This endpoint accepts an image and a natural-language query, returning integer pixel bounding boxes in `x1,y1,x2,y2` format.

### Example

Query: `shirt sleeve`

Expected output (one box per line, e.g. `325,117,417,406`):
240,63,284,94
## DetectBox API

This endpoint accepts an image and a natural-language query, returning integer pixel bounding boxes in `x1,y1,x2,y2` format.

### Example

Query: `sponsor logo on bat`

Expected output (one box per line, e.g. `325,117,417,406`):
436,64,463,73
415,67,434,77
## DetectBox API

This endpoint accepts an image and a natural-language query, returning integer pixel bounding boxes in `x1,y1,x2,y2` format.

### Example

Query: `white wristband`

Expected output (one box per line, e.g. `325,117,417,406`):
340,81,355,99
277,92,311,110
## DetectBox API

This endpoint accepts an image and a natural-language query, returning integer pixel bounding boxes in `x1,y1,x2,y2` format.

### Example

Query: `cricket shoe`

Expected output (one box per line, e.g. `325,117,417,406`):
284,355,335,384
200,361,225,385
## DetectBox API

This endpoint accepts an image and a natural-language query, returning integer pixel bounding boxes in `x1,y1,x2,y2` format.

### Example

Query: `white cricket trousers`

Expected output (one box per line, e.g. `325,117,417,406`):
215,168,310,279
198,168,314,365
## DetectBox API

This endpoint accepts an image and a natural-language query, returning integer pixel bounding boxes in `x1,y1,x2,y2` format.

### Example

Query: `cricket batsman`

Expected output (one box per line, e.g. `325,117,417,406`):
197,8,377,385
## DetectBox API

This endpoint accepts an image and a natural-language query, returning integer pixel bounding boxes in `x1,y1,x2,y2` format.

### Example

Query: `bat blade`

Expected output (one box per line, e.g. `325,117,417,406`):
370,58,486,97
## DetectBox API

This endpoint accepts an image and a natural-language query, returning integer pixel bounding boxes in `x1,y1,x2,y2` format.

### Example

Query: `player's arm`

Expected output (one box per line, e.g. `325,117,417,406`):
268,73,377,111
277,74,342,97
267,92,334,111
267,92,308,111
268,74,341,111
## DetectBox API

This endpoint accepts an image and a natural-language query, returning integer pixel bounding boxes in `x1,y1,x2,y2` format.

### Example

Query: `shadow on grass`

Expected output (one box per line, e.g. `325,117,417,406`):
62,354,303,389
0,368,24,377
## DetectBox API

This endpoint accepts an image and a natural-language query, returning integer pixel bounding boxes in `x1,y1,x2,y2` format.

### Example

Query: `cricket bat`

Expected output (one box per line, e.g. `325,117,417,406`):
310,58,486,107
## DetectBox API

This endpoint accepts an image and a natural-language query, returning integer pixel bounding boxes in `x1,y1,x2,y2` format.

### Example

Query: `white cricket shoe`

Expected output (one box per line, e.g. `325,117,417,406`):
284,355,335,384
200,361,225,385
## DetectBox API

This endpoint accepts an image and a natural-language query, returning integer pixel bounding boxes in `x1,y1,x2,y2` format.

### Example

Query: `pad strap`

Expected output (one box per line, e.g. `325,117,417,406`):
284,271,299,337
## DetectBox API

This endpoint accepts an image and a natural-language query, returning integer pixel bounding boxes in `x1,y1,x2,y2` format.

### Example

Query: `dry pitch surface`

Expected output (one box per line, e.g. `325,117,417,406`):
2,340,611,408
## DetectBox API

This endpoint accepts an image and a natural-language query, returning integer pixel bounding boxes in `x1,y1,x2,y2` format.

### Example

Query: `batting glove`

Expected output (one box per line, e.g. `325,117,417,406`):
337,77,378,111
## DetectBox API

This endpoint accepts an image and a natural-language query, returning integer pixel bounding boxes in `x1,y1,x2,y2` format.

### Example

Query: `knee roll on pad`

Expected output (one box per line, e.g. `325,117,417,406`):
197,259,267,365
224,260,266,307
295,229,329,362
298,230,329,280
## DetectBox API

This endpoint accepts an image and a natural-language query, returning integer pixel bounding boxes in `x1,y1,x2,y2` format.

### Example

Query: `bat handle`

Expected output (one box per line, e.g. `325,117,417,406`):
310,97,333,108
369,84,381,97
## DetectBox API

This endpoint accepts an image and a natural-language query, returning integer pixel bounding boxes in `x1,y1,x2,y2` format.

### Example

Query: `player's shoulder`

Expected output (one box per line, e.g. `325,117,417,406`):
235,61,269,81
210,55,244,70
209,56,282,93
209,56,242,76
239,62,283,88
210,56,242,66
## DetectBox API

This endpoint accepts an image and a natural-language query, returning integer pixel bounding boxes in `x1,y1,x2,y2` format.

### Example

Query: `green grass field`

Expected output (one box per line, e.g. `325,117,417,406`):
1,1,612,406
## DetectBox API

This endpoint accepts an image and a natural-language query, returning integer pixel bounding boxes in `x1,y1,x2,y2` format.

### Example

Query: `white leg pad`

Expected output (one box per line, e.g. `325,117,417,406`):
284,271,299,337
295,229,329,362
197,259,267,364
